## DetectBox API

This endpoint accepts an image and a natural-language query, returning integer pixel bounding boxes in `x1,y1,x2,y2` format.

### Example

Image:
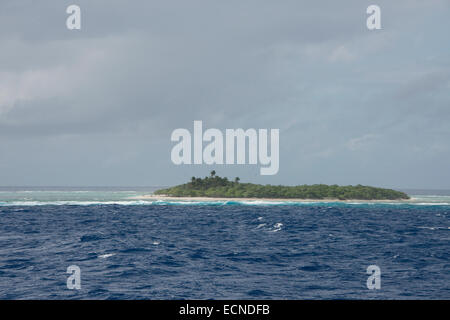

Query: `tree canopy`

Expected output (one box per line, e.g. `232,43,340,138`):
154,173,409,200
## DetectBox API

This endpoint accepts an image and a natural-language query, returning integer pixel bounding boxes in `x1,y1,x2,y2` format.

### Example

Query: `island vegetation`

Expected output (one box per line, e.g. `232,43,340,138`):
154,171,409,200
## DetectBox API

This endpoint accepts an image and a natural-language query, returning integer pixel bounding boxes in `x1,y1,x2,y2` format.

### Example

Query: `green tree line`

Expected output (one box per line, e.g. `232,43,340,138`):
154,172,409,200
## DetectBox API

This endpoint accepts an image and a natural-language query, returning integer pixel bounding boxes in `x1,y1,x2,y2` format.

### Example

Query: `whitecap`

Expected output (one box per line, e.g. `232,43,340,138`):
1,198,449,207
417,226,449,230
270,222,283,232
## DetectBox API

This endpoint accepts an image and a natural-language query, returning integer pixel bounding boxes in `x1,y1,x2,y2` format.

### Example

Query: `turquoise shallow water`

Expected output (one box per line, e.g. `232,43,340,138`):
0,188,449,207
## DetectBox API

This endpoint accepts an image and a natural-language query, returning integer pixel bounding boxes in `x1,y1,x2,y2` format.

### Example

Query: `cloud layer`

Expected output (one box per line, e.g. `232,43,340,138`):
0,0,449,188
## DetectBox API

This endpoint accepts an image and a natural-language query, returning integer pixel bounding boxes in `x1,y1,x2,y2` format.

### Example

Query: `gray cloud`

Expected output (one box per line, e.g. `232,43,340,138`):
0,0,449,188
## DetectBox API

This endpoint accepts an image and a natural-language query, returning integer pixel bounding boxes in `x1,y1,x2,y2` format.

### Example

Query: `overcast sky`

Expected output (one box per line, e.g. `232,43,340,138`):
0,0,449,188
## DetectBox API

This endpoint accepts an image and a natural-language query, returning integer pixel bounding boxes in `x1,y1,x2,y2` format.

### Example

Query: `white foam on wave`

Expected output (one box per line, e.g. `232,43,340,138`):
240,200,286,205
270,222,283,232
1,198,450,207
0,200,157,206
98,253,115,259
414,202,450,206
417,226,449,231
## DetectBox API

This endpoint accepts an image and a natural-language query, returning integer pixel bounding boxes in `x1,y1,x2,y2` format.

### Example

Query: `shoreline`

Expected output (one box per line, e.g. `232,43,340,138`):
132,194,414,203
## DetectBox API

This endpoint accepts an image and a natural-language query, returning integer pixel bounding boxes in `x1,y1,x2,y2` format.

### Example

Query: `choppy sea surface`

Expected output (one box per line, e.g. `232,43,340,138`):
0,188,449,299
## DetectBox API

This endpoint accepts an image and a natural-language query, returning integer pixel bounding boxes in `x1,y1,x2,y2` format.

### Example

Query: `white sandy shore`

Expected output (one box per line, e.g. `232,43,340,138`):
131,194,414,203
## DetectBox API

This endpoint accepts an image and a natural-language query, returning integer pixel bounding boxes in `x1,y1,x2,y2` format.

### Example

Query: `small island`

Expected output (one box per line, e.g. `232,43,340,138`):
154,171,409,200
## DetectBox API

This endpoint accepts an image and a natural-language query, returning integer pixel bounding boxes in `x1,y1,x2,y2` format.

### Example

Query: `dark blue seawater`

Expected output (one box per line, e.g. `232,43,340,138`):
0,203,449,299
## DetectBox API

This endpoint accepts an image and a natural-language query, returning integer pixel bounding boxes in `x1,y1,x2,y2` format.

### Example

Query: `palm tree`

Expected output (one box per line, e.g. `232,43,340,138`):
210,170,216,177
191,177,196,184
234,177,240,184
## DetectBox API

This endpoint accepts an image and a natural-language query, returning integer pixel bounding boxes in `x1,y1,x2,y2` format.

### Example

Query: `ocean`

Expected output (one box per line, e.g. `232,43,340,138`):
0,188,449,299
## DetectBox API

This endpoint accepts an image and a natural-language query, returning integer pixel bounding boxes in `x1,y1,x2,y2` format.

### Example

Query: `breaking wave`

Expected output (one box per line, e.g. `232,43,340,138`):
1,191,449,207
0,199,449,207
